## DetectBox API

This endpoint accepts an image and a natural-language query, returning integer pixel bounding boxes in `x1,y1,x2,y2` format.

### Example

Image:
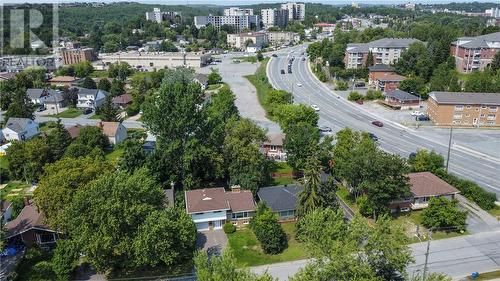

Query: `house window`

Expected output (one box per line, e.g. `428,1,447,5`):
466,105,471,109
270,145,277,151
481,106,487,109
150,62,154,67
194,212,204,215
454,105,464,111
489,106,498,112
38,233,56,244
465,114,470,117
453,114,462,119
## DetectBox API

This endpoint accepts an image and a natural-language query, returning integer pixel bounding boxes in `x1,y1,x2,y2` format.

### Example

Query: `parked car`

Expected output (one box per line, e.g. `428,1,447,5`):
371,120,383,127
411,110,424,116
281,69,285,74
369,133,378,141
416,115,430,121
37,105,46,112
83,108,93,115
272,54,278,57
356,100,364,105
297,82,302,87
311,104,320,111
354,82,365,88
409,152,417,160
319,126,332,132
288,69,292,74
302,57,306,61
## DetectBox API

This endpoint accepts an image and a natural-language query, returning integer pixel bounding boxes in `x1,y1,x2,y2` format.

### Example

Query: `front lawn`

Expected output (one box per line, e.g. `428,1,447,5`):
105,148,124,165
227,222,309,267
89,114,102,120
89,70,109,78
487,206,500,221
49,108,83,118
465,269,500,280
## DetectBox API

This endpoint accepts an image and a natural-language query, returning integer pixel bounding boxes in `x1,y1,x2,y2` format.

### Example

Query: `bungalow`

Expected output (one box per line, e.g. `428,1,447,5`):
375,73,406,92
384,89,420,110
97,121,128,145
76,87,109,109
43,91,67,110
257,184,303,221
194,74,209,91
261,133,287,161
408,172,460,210
112,94,133,109
2,118,39,141
185,186,255,231
48,76,83,87
4,204,61,248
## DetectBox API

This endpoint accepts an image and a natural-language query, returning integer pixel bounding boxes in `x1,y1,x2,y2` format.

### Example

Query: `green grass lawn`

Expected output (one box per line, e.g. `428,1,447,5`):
465,269,500,280
227,222,309,267
105,148,124,165
233,56,258,63
245,58,273,115
487,205,500,220
49,108,83,118
89,114,102,120
269,162,295,186
89,70,109,78
38,121,58,132
0,181,31,200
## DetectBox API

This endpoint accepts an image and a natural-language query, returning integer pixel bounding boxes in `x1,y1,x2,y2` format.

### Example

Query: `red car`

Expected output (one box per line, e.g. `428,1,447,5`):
356,100,364,105
371,120,383,127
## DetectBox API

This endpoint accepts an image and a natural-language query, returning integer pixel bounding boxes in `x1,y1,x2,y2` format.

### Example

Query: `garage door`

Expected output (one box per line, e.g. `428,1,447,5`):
196,222,209,231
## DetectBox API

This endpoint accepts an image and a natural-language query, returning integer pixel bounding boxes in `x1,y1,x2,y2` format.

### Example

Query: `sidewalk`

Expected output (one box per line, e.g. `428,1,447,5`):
457,194,500,233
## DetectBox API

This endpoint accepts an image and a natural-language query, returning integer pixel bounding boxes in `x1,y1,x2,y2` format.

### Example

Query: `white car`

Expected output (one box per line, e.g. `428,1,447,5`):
411,110,424,116
311,104,320,111
297,82,302,87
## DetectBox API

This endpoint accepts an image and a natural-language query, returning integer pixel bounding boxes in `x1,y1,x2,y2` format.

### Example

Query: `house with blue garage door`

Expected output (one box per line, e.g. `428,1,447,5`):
185,186,255,231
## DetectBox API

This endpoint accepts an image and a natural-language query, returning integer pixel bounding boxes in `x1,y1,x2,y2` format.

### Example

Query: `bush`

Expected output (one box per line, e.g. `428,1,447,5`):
335,81,348,91
421,197,467,231
364,89,384,100
357,195,373,217
316,70,328,82
250,204,287,254
223,222,236,234
52,240,79,281
347,91,363,101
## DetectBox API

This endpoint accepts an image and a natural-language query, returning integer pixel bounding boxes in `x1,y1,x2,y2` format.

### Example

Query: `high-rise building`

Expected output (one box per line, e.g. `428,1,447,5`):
194,14,260,32
261,8,289,29
61,48,96,65
145,8,180,24
223,7,254,16
280,2,305,21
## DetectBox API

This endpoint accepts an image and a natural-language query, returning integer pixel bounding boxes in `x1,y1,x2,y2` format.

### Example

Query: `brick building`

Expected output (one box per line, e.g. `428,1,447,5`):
450,32,500,73
61,48,95,65
374,73,406,92
427,91,500,127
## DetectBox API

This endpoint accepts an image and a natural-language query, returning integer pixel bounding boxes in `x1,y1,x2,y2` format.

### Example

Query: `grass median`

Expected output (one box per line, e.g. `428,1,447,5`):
244,58,273,115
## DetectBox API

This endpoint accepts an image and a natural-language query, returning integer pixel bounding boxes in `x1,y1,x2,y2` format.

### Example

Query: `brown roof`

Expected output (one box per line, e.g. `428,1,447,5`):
377,74,406,82
185,188,230,214
408,172,460,198
97,122,120,137
66,124,82,139
4,205,56,238
0,72,16,80
264,133,285,146
49,76,79,82
112,94,133,105
226,189,256,213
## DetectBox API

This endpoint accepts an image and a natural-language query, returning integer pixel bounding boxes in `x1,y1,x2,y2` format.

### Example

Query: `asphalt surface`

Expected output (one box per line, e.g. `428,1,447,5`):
267,44,500,198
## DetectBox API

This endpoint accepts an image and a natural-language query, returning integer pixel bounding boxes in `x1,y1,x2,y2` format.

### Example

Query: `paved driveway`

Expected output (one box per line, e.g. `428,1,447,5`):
196,230,228,256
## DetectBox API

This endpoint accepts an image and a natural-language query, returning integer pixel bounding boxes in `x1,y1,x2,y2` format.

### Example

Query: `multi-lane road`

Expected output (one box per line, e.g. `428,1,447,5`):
267,45,500,198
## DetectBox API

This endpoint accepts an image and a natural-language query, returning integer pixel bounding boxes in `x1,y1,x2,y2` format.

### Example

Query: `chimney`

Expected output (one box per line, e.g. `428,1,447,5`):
230,185,241,193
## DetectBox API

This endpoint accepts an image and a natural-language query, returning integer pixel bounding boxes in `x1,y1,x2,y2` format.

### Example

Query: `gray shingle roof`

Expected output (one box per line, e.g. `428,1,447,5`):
26,89,46,99
385,90,419,102
429,92,500,106
368,64,394,72
5,118,34,133
257,185,303,212
347,38,420,53
454,32,500,49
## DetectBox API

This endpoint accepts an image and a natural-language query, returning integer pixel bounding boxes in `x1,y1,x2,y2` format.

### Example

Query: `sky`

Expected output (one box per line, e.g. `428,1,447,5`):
0,0,498,4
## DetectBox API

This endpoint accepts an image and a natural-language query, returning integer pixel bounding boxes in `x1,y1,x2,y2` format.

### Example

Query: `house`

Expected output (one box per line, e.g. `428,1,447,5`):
368,64,395,86
375,73,406,92
1,200,13,223
427,91,500,127
26,88,51,105
43,91,67,110
112,94,133,109
261,133,287,161
76,87,109,109
246,43,262,53
185,186,255,231
408,172,460,210
384,89,420,110
450,32,500,73
257,184,303,221
4,204,61,248
26,88,66,108
3,118,39,141
66,124,82,139
194,74,209,91
97,121,128,145
48,76,83,87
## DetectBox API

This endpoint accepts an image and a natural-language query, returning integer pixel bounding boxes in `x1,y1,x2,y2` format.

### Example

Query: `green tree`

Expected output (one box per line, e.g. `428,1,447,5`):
160,40,178,52
274,104,318,131
250,204,288,254
283,122,320,171
96,96,121,122
75,125,109,150
110,79,125,96
74,61,94,78
207,69,222,85
47,120,72,161
97,78,112,92
399,77,426,97
421,197,467,231
108,62,133,79
34,156,112,228
52,240,80,281
365,51,374,67
297,154,323,216
4,92,36,121
491,51,500,71
80,77,97,89
64,143,104,159
256,51,264,61
6,138,51,181
409,150,444,172
205,86,239,149
266,90,293,110
62,88,79,108
395,42,433,81
464,70,498,93
429,64,461,92
118,141,147,173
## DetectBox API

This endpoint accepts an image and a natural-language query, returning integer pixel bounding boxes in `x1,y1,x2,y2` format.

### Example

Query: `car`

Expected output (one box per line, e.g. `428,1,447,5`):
409,152,417,160
411,110,424,116
354,82,365,88
83,108,93,115
288,69,292,74
272,54,278,57
302,57,306,61
371,120,383,127
416,115,430,121
311,104,320,111
297,82,302,87
36,106,46,112
356,99,364,105
369,133,378,141
281,69,285,74
319,126,332,132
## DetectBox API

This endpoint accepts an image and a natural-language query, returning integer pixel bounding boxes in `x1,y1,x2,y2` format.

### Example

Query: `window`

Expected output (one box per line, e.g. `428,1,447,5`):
480,114,485,118
466,105,472,109
455,105,464,111
481,106,487,109
270,145,277,151
490,106,498,112
453,114,462,119
194,212,204,215
149,62,154,67
465,114,470,117
38,233,56,244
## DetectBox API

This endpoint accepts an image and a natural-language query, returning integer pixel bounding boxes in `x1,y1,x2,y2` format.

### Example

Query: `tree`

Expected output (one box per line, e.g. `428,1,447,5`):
207,69,222,85
464,70,498,93
80,77,97,89
160,40,178,52
283,122,320,171
256,51,264,61
33,156,112,228
110,78,125,96
274,104,318,131
97,78,112,92
395,42,433,81
64,143,104,159
399,77,426,97
250,204,287,254
194,250,274,281
205,86,239,149
52,240,80,281
266,89,293,109
75,125,109,150
491,51,500,71
6,138,51,181
108,62,133,79
62,87,79,108
4,91,36,121
297,154,323,216
118,141,147,173
365,51,374,67
429,64,461,92
47,120,72,161
74,61,94,78
409,150,444,173
421,197,467,231
96,96,121,122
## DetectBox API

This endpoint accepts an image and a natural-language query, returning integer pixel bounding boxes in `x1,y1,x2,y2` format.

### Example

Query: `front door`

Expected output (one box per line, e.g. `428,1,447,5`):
208,221,213,230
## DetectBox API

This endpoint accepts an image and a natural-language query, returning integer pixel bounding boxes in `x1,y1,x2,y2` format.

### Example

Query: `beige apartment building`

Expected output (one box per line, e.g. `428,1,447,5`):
227,32,267,50
99,52,211,70
427,91,500,127
61,48,95,65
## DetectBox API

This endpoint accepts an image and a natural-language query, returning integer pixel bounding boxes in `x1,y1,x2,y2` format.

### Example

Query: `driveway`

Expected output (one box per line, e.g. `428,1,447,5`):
196,230,228,256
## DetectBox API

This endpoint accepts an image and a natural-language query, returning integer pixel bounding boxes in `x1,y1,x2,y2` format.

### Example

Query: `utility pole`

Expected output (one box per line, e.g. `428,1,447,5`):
446,125,453,172
422,230,432,281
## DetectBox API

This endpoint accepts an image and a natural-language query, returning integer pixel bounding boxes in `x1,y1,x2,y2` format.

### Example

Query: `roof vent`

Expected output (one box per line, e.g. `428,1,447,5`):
202,196,212,201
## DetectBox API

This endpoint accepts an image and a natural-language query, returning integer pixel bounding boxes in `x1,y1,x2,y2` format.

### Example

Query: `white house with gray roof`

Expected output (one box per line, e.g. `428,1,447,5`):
2,118,39,141
76,87,109,109
344,38,420,69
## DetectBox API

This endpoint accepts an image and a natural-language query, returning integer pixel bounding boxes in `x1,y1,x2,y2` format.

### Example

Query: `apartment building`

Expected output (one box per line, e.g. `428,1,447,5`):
281,2,305,21
194,14,260,32
224,7,254,16
99,52,211,70
145,8,180,23
227,32,267,50
450,32,500,73
485,7,500,18
261,8,289,29
427,91,500,127
61,48,95,65
344,38,420,69
266,32,300,46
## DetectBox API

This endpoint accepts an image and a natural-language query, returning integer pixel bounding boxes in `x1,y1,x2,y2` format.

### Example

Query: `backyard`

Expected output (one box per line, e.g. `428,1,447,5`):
269,161,295,186
227,222,308,267
0,181,32,200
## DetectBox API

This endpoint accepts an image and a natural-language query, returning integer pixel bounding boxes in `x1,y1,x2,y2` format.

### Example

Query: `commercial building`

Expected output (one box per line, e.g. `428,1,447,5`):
145,8,180,23
99,52,211,70
194,14,260,32
427,91,500,127
281,2,305,21
266,32,300,46
313,22,336,33
227,32,267,51
450,32,500,73
223,7,254,16
61,48,95,65
261,8,289,29
344,38,420,69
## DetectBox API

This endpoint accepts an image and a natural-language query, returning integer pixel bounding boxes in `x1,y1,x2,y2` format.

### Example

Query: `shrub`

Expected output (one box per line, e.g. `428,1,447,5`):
357,195,373,217
52,240,79,281
316,71,328,82
250,204,287,254
421,197,467,231
335,81,348,91
365,89,384,100
347,91,363,101
223,222,236,234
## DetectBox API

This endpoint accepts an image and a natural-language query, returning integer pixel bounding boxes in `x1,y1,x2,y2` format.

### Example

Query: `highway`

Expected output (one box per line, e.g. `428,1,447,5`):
267,45,500,197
